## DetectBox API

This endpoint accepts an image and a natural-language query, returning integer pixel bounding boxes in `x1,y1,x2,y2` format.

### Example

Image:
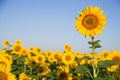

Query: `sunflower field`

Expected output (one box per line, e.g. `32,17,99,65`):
0,6,120,80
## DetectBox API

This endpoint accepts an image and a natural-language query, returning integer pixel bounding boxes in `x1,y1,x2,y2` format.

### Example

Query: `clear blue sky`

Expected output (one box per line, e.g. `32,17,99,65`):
0,0,120,53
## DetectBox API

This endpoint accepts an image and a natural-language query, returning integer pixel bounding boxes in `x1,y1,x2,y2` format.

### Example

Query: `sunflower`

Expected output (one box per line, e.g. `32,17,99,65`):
109,50,120,63
35,54,45,64
74,52,83,58
0,50,13,64
57,66,71,80
0,57,11,71
64,44,72,52
28,56,36,64
116,65,120,80
20,48,29,56
39,64,50,75
29,46,34,52
48,54,54,63
101,50,111,60
15,40,22,44
3,40,10,47
51,51,61,63
107,65,119,72
61,52,75,65
29,47,40,56
36,47,41,53
19,73,31,80
12,43,23,54
75,6,107,37
0,64,16,80
44,50,52,57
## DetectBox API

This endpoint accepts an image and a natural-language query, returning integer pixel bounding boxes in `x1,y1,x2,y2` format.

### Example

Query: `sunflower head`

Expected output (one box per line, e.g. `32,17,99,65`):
50,51,61,63
20,48,29,56
19,73,31,80
35,54,45,64
3,40,10,47
12,43,23,54
101,50,111,60
59,71,68,80
15,40,22,44
64,44,72,52
109,50,120,63
39,64,50,75
0,64,16,80
75,6,107,37
61,52,75,65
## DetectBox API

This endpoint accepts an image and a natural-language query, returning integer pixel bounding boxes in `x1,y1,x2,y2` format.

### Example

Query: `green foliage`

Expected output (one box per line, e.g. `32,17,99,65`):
75,64,91,74
88,40,102,49
98,60,118,68
11,55,25,77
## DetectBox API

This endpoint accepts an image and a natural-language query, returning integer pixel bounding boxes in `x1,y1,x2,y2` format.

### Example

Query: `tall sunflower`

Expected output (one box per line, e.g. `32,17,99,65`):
75,6,107,37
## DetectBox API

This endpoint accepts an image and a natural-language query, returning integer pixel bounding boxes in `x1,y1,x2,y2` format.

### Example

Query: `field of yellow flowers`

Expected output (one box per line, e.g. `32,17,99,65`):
0,40,120,80
0,6,120,80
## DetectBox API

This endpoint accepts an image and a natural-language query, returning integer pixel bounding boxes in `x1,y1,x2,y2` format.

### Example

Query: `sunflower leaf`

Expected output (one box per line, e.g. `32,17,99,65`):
75,64,90,74
88,41,93,45
98,60,118,68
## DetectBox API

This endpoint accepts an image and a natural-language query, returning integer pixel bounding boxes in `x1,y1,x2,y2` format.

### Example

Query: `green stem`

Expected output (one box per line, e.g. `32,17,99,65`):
91,37,97,78
24,64,26,73
87,71,93,79
29,66,32,75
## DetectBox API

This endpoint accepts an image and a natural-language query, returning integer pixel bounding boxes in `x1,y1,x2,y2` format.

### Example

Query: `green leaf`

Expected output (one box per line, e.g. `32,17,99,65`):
93,40,101,49
94,77,104,80
107,76,117,80
82,56,92,60
98,60,118,68
75,64,90,74
94,76,117,80
88,39,102,49
88,41,93,45
73,76,82,80
94,40,101,44
49,62,58,70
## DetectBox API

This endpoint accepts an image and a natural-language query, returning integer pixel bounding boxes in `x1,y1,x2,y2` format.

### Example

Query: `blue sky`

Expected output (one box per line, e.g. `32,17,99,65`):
0,0,120,53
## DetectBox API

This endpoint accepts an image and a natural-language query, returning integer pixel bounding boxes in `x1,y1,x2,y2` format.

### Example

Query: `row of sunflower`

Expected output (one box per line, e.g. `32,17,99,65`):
0,40,120,80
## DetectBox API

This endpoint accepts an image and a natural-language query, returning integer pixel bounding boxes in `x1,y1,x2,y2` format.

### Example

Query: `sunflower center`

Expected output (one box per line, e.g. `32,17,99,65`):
38,57,43,62
36,48,41,53
0,71,8,80
65,55,71,61
65,45,71,51
23,78,29,80
54,54,59,59
112,56,120,63
14,45,21,52
103,53,108,58
82,15,98,30
59,71,67,80
5,41,9,46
